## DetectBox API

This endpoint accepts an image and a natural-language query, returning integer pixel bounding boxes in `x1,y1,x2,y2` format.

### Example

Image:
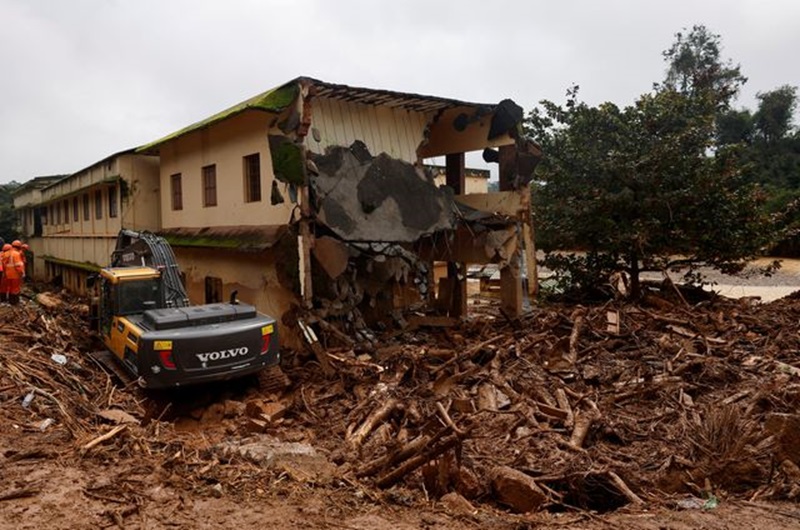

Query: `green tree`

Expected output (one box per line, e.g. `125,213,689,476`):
528,27,774,299
0,181,20,243
716,109,754,146
753,85,797,145
663,24,746,111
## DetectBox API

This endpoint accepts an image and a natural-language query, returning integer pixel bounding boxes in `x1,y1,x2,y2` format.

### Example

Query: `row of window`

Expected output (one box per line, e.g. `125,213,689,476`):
169,153,262,211
41,185,117,226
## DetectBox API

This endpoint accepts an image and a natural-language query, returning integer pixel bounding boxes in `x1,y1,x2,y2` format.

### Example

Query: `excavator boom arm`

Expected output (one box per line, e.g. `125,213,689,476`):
111,229,190,308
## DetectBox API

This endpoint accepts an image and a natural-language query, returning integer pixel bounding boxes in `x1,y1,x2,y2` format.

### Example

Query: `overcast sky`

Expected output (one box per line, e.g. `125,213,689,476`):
1,0,799,184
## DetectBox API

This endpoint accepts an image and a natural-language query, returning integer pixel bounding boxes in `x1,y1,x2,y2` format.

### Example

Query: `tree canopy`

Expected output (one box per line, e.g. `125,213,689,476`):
527,26,776,299
0,181,20,243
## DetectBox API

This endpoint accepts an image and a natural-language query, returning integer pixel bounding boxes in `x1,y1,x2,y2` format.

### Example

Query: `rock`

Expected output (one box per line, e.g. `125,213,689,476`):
440,492,476,516
35,292,62,309
477,383,498,411
490,465,547,513
245,400,287,423
200,403,225,424
222,399,246,418
456,466,483,500
246,418,268,433
97,409,139,425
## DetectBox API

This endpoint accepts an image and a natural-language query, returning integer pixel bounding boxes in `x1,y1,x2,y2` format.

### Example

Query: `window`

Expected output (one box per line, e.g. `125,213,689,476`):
63,200,69,224
83,194,90,221
108,185,118,218
171,173,183,211
95,189,103,220
42,207,48,226
243,153,261,202
56,202,61,225
72,197,78,222
205,276,223,304
48,205,53,225
202,164,217,207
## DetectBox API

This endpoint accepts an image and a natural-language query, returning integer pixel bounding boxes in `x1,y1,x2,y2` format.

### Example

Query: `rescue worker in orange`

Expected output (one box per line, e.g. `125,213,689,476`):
19,243,29,278
2,241,26,305
0,243,10,303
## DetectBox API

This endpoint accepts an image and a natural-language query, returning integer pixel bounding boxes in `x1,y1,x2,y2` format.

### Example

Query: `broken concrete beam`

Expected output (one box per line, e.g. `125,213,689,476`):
490,465,547,513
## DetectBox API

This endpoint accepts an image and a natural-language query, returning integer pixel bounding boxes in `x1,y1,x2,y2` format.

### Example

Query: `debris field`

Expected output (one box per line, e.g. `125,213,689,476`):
2,286,800,528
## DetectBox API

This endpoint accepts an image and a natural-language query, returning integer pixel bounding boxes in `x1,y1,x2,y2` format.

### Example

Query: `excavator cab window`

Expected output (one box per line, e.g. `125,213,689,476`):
116,279,163,315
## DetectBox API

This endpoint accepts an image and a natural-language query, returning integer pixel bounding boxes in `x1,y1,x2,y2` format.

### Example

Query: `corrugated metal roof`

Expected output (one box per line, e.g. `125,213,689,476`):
137,77,496,154
308,77,493,113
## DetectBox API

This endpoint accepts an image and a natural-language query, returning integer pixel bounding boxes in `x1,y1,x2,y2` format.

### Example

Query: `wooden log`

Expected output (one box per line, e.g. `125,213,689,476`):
430,334,504,376
83,425,127,451
569,401,600,449
376,432,463,488
0,487,41,502
356,433,432,478
347,398,401,448
297,319,335,376
554,388,574,428
567,307,587,366
607,470,644,506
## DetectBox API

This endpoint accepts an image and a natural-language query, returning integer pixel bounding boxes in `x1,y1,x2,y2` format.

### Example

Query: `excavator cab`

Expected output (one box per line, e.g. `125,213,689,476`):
98,267,163,332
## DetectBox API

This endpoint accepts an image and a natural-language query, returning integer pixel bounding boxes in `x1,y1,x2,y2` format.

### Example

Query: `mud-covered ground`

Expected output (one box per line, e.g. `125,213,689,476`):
2,281,800,529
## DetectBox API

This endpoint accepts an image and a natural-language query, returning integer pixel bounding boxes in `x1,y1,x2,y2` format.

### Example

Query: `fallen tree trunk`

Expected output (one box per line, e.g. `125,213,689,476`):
347,398,402,448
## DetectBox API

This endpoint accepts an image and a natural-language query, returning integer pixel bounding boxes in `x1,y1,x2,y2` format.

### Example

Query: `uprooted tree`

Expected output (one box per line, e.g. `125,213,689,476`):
526,25,776,299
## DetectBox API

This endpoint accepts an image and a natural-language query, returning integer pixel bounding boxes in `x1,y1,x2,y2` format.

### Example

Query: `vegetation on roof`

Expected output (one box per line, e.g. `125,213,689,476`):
159,226,285,251
42,255,101,273
137,81,300,154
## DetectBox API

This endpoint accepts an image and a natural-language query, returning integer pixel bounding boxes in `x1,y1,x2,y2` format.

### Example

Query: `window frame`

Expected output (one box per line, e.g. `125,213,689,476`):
171,173,183,211
95,189,104,220
83,193,90,221
243,153,261,203
202,164,217,207
72,196,79,222
108,185,118,218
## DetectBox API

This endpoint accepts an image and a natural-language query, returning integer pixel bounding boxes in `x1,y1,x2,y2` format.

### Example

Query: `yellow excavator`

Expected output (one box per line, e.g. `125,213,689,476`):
90,229,281,389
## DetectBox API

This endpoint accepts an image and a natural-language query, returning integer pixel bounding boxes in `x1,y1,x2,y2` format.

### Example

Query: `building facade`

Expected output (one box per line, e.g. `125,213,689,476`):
15,77,540,347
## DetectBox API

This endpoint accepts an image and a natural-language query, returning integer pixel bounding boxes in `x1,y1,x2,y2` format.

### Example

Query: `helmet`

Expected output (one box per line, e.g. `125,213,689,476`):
2,244,10,251
11,240,21,248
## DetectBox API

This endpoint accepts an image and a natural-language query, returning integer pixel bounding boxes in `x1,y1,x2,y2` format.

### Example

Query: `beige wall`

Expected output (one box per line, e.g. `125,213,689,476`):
175,246,301,349
158,111,295,229
39,153,160,239
120,154,161,231
18,153,161,284
433,174,490,195
307,97,430,162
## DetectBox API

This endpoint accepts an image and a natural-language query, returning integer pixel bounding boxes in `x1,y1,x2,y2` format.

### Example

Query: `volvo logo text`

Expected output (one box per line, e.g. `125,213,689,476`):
196,347,249,363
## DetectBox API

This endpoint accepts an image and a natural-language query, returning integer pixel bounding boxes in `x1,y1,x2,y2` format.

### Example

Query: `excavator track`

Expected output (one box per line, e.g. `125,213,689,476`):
87,350,135,386
258,364,291,394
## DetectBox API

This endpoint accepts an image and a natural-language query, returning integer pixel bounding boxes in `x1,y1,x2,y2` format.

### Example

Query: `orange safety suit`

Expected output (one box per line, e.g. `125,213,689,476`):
2,247,25,297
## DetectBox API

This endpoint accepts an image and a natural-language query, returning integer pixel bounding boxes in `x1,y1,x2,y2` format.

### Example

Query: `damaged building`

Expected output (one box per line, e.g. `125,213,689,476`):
15,77,541,347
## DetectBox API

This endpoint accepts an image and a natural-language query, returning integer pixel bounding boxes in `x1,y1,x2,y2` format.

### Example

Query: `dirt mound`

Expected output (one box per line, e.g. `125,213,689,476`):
2,287,800,528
